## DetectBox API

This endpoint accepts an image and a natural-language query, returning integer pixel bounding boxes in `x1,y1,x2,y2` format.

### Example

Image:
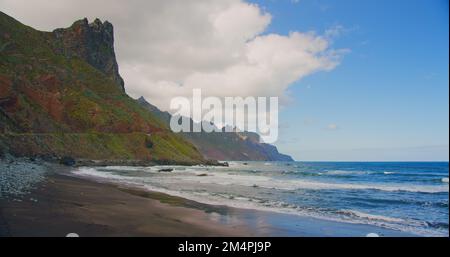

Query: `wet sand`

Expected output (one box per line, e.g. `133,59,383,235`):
0,165,415,237
0,172,255,237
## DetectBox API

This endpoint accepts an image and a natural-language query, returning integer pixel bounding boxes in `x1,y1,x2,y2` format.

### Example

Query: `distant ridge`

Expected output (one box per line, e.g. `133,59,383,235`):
137,97,294,161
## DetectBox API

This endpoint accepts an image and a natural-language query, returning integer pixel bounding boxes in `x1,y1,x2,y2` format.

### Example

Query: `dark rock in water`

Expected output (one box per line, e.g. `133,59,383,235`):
197,174,208,177
60,156,76,166
243,162,249,165
217,162,229,167
158,168,173,173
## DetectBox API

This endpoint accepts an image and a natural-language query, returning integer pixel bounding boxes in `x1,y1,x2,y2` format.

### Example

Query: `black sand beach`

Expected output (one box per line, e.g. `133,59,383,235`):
0,160,415,237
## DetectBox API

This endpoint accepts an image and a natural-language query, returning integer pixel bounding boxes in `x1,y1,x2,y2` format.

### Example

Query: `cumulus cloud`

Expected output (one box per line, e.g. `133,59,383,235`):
0,0,346,112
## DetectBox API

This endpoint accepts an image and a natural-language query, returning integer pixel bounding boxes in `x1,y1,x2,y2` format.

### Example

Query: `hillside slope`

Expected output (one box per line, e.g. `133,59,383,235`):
137,97,294,161
0,12,205,164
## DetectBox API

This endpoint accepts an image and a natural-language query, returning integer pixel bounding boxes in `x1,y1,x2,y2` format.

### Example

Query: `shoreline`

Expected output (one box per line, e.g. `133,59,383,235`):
0,162,419,237
0,152,229,168
0,171,252,237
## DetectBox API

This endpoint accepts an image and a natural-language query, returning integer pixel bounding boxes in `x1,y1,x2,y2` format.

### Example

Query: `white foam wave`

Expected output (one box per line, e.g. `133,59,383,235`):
69,166,448,236
336,210,406,224
74,166,449,194
99,166,148,171
174,170,448,193
135,185,446,236
74,167,142,184
326,170,368,175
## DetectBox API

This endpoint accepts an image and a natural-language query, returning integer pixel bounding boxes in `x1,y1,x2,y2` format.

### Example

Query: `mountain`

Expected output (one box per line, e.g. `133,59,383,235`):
52,18,125,92
0,12,205,164
137,97,294,161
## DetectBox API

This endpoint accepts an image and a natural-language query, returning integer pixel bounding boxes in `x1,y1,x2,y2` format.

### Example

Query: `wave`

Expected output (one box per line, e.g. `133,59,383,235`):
98,166,148,171
177,170,449,193
378,171,446,177
344,196,449,209
325,170,369,176
334,209,407,224
442,178,449,183
294,169,446,179
426,221,449,230
75,167,449,194
70,166,448,236
147,187,448,236
76,167,124,179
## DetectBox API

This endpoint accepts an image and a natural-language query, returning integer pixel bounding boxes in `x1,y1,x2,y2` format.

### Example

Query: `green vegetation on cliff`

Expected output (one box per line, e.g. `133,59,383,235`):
0,12,204,163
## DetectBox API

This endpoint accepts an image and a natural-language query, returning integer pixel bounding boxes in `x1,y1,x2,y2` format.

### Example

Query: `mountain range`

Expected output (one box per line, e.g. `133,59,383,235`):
137,97,293,161
0,12,293,163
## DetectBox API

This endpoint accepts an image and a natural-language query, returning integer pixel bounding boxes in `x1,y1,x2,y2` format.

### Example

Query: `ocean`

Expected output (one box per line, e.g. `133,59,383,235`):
72,161,449,236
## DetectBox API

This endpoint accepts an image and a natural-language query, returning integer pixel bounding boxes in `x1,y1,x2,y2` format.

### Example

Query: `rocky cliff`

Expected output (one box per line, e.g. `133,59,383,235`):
52,18,125,92
137,97,294,161
0,11,293,163
0,12,205,164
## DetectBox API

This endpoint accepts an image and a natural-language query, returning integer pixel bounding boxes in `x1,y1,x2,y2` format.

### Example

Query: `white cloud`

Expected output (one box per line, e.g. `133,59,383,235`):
0,0,346,112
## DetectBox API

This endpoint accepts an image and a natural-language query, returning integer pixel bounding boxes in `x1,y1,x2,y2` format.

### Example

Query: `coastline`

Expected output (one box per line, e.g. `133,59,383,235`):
0,161,417,237
0,171,250,237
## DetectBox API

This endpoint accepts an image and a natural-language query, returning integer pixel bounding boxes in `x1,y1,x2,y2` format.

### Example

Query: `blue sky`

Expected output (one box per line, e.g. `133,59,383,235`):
2,0,447,161
251,0,449,161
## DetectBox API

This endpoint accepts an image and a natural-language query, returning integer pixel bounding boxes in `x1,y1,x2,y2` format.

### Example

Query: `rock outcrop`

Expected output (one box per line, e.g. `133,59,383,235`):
52,18,125,92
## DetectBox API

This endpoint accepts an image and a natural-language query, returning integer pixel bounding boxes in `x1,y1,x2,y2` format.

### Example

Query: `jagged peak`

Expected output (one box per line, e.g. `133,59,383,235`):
138,96,147,102
51,17,125,92
70,17,89,27
64,17,112,30
137,96,164,113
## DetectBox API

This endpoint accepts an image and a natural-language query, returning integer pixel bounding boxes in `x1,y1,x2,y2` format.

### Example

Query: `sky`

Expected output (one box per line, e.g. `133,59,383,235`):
0,0,448,161
257,0,449,161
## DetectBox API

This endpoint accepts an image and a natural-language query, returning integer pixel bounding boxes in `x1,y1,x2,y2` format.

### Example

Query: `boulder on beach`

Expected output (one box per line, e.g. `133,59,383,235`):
218,162,229,167
60,156,76,166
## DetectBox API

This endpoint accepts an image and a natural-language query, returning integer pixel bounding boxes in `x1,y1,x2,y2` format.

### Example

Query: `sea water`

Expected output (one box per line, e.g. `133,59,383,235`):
72,162,449,236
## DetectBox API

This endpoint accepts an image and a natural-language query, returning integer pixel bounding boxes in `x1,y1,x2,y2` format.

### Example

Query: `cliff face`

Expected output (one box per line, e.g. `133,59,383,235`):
52,18,125,92
0,12,204,163
0,11,293,163
137,97,294,162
